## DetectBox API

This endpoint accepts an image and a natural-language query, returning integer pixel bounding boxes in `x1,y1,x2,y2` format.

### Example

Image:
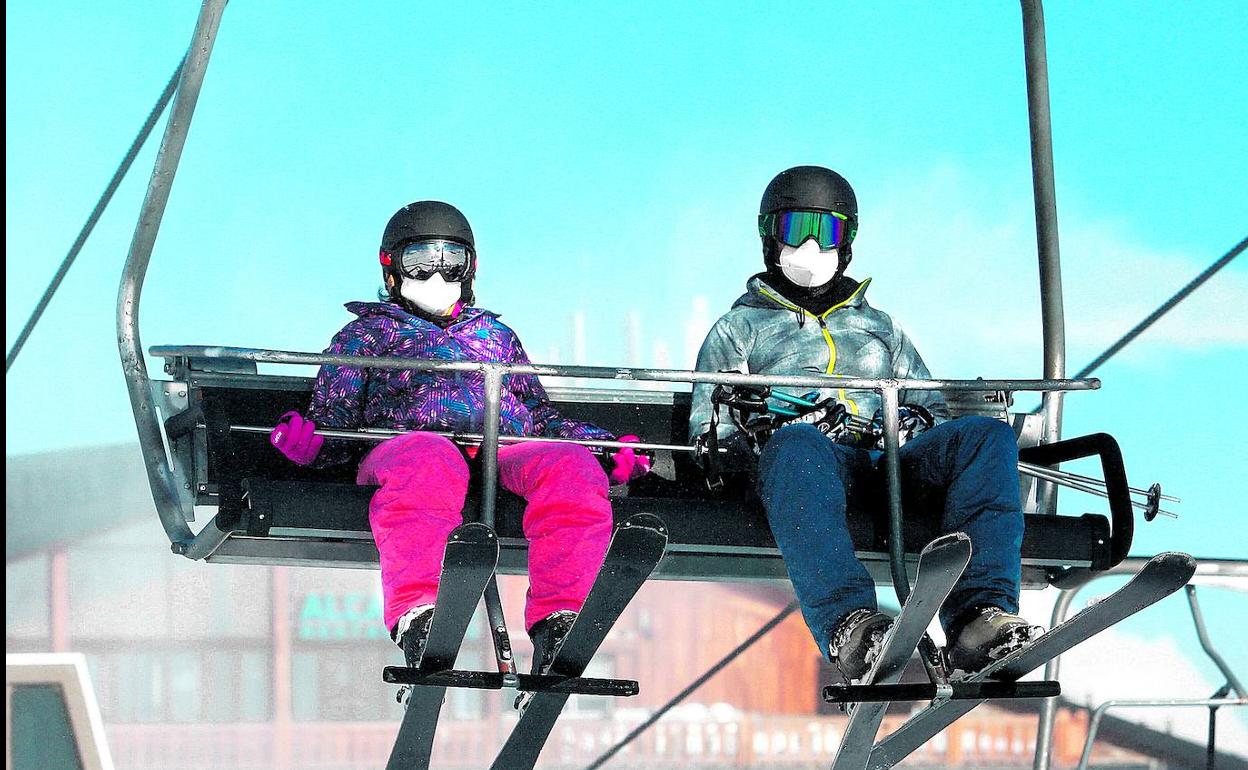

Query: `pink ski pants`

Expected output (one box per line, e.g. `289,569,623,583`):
357,431,613,633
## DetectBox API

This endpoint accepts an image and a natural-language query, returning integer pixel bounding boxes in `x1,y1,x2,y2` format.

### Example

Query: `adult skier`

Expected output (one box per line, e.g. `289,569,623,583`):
689,167,1038,680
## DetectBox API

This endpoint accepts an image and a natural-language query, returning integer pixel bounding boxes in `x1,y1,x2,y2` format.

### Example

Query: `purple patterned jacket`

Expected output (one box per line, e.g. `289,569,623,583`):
306,301,614,467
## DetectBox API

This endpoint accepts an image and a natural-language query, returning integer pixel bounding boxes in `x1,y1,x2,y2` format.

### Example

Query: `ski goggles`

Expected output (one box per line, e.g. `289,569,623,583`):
397,239,474,282
759,210,856,250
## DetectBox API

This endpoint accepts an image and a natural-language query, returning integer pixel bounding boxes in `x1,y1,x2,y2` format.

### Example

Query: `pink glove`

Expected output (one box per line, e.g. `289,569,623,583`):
270,411,324,466
609,435,652,485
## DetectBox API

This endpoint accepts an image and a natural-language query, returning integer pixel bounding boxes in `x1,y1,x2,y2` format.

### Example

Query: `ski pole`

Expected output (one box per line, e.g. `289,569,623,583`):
1020,461,1178,502
837,414,1178,505
1018,463,1177,518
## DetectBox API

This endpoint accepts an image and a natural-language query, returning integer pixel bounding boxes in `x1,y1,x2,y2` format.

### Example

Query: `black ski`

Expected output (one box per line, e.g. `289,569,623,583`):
385,522,499,770
828,533,972,770
867,551,1196,769
488,513,668,770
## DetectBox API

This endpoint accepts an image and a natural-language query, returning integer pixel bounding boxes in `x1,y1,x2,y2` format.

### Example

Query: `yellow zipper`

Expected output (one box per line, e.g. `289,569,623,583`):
758,279,872,414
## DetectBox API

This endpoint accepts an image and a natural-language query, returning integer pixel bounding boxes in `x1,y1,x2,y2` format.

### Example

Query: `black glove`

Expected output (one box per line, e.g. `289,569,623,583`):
711,382,769,417
709,383,779,446
693,430,756,468
865,403,936,449
774,398,852,441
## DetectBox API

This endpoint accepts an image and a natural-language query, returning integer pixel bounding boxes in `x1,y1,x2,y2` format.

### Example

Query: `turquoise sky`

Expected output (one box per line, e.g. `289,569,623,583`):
6,0,1247,734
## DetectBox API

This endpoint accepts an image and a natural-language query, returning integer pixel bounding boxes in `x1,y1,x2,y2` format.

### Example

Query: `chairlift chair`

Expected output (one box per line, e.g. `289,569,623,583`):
116,2,1194,769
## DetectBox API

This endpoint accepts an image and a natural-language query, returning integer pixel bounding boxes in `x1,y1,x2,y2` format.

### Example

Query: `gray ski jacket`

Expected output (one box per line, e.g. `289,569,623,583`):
688,275,949,442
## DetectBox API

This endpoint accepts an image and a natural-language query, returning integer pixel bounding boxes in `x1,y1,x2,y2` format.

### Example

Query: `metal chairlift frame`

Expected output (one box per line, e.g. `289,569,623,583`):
114,1,1188,767
119,0,1093,571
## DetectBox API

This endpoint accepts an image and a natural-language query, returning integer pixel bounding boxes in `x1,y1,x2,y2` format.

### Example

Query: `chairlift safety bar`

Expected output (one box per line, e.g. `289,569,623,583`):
151,343,1098,600
230,420,1176,516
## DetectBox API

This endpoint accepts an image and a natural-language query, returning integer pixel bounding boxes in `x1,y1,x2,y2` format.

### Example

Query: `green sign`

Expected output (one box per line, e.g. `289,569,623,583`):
299,592,387,640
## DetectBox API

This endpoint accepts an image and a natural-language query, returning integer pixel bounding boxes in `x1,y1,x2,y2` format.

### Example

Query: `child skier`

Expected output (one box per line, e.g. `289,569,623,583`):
271,200,649,681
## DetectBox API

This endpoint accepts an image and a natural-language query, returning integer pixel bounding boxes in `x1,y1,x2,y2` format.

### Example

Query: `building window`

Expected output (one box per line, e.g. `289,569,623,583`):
202,649,272,722
292,653,320,722
291,644,402,722
108,651,163,723
167,651,202,722
5,554,50,647
87,647,271,724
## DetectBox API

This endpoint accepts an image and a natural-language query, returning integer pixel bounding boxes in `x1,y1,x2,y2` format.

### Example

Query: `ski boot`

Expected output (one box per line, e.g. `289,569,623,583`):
947,605,1043,676
828,608,895,683
393,604,435,706
514,609,578,714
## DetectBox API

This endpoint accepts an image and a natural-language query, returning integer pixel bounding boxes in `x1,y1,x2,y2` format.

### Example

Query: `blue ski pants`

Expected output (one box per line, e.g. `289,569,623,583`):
756,417,1023,659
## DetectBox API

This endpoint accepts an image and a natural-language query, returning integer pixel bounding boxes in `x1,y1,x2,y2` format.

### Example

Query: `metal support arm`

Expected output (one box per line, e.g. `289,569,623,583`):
116,0,228,547
1021,0,1068,516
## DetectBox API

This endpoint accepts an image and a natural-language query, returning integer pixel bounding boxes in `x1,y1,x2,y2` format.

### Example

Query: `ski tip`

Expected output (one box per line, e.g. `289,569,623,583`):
924,531,973,552
618,512,668,537
1152,551,1198,578
449,521,498,546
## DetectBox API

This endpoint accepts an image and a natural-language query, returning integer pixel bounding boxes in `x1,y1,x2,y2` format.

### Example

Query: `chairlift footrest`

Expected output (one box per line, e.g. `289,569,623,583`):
824,679,1060,703
513,672,638,697
383,666,638,697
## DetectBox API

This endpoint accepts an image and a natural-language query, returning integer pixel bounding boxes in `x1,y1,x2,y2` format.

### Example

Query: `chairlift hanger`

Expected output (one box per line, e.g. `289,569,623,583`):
115,3,1198,770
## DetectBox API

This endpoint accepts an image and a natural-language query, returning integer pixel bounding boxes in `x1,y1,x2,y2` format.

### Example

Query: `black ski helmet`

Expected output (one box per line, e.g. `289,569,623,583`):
380,200,475,255
379,201,477,308
759,165,858,220
759,165,859,275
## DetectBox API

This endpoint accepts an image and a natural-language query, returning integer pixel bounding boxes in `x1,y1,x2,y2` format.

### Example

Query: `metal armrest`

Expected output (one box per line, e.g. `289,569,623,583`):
1019,432,1132,570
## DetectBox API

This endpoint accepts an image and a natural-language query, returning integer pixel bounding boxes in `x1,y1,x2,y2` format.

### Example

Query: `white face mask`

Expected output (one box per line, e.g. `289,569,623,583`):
399,273,462,316
778,240,841,288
